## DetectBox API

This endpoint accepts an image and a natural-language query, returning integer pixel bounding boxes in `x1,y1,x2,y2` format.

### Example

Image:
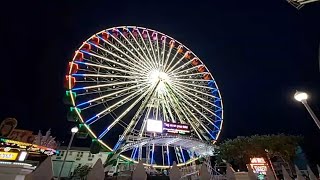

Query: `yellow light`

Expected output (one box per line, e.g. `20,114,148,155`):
0,152,18,160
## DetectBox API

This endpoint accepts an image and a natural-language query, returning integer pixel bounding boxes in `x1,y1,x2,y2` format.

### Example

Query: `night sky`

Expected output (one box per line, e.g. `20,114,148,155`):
1,0,320,163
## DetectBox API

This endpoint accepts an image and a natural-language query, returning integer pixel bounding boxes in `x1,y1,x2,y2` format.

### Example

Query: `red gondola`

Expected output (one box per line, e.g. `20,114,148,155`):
101,32,109,40
203,74,211,80
191,58,199,66
67,62,79,74
64,75,76,89
91,36,100,45
81,43,91,52
185,51,191,59
178,45,183,54
74,51,84,61
198,65,206,72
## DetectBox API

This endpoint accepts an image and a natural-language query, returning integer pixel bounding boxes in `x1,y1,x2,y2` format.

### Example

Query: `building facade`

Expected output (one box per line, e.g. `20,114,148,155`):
52,146,110,178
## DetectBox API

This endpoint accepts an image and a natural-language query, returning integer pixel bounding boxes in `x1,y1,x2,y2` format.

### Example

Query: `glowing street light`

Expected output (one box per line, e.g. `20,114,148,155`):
294,91,320,130
58,126,79,179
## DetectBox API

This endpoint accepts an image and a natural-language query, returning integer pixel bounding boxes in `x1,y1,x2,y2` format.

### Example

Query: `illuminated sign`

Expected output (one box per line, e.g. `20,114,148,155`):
146,119,163,133
0,152,18,160
250,157,268,175
163,122,190,134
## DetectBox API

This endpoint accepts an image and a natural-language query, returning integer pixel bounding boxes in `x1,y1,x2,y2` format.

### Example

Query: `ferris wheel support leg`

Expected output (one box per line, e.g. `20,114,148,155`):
115,81,160,147
138,145,142,161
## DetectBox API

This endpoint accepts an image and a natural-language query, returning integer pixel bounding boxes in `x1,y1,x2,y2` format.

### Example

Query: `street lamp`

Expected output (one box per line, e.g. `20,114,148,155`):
57,126,78,180
294,91,320,130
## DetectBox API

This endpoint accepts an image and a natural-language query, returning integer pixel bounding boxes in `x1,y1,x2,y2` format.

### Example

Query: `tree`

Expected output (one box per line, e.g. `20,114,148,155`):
217,134,302,170
71,164,92,180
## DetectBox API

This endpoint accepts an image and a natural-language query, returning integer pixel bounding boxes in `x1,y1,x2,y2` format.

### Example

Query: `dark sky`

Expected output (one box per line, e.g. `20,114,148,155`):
1,0,320,162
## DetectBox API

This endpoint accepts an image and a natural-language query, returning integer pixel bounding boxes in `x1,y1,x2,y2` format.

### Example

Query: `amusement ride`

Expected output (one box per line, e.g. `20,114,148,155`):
64,26,223,169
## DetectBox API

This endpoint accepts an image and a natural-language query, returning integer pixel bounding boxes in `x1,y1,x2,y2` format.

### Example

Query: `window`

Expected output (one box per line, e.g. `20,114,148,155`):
60,151,65,157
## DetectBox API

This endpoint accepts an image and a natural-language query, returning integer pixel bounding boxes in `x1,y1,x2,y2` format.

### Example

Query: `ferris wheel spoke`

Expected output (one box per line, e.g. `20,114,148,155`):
127,30,157,69
172,84,220,109
172,78,211,82
72,79,147,92
77,82,149,108
168,64,203,76
166,54,189,74
75,60,146,77
146,31,158,66
86,86,149,125
120,30,154,69
169,85,217,140
102,33,153,71
164,50,179,72
173,81,219,100
159,98,169,123
172,85,221,121
72,73,144,80
121,30,156,70
171,72,209,78
160,39,166,72
163,89,187,124
136,30,158,68
78,87,147,111
170,83,220,124
171,80,214,90
158,94,176,123
79,50,148,75
87,41,149,73
155,34,161,70
164,84,203,140
115,82,160,149
97,86,153,139
162,41,173,73
167,58,197,76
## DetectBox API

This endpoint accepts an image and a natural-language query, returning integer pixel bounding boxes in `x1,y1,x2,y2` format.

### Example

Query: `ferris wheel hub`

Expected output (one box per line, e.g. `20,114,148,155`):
148,69,170,94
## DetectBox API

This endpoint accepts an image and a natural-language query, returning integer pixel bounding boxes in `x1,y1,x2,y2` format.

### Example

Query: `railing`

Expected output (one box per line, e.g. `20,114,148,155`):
287,0,320,9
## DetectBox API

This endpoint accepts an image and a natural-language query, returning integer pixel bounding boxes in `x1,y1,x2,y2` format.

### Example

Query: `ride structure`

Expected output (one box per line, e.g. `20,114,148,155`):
64,26,223,169
287,0,320,9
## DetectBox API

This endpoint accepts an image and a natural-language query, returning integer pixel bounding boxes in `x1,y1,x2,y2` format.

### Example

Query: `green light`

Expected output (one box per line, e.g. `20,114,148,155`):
66,91,77,98
70,107,81,113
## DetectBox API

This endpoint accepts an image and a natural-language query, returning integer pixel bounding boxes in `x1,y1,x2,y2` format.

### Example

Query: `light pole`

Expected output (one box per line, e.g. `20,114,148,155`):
294,91,320,130
57,126,79,180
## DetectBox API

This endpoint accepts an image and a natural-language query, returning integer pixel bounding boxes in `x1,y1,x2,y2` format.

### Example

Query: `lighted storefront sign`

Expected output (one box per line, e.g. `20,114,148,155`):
250,157,268,175
163,122,190,134
0,152,18,160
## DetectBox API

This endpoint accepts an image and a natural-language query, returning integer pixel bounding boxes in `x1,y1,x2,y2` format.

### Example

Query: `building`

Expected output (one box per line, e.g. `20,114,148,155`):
0,118,58,179
52,146,110,178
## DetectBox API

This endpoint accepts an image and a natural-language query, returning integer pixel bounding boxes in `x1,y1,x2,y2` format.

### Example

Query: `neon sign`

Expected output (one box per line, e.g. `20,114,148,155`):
163,122,190,134
250,157,268,175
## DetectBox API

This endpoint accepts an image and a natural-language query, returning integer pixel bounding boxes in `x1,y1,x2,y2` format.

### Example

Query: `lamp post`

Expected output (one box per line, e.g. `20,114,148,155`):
57,126,79,180
294,91,320,130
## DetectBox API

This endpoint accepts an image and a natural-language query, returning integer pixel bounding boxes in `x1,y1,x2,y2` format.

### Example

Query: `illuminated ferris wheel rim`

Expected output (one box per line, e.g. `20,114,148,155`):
65,25,224,168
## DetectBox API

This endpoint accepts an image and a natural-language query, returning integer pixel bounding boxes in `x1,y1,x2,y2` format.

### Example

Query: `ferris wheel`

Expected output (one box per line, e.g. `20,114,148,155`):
64,26,223,168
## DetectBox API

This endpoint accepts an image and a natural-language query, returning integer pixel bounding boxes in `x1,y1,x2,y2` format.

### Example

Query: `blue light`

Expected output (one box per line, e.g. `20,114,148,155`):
72,74,84,77
167,146,170,166
151,145,155,164
180,147,186,163
98,128,109,139
72,87,85,91
132,147,138,159
85,115,98,124
77,101,89,108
